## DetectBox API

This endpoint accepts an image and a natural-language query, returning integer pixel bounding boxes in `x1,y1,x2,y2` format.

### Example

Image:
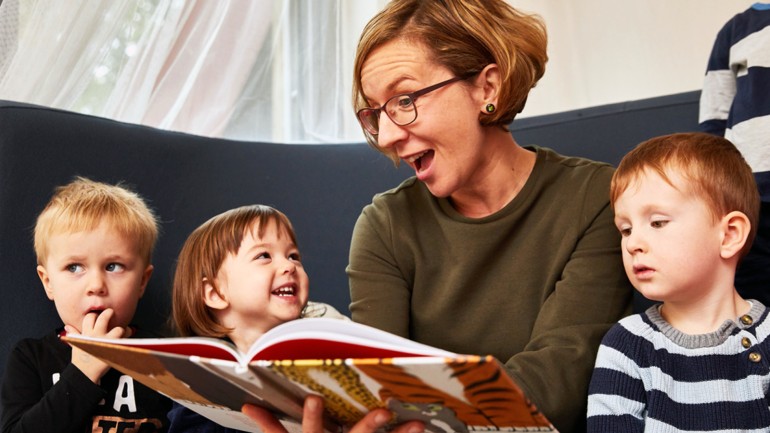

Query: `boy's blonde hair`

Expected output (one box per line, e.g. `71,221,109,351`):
610,132,759,258
34,177,159,265
172,205,299,338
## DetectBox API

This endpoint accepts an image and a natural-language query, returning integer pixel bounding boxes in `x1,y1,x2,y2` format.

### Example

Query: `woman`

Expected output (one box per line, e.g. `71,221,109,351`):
246,1,632,432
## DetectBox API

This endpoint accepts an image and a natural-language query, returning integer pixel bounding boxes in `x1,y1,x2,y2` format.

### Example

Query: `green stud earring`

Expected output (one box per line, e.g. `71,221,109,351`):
485,103,496,113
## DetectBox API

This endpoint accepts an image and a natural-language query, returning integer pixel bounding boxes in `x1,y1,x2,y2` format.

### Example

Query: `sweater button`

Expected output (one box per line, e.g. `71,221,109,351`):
740,315,754,326
742,337,752,348
749,352,762,363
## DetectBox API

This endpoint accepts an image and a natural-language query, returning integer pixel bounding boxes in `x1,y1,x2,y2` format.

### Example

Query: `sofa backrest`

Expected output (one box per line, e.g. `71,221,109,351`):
0,100,412,371
0,91,699,397
511,91,701,166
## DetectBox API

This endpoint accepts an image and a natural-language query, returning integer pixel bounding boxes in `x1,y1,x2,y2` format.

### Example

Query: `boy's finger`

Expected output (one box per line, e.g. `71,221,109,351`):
80,312,97,333
93,308,115,329
105,326,126,339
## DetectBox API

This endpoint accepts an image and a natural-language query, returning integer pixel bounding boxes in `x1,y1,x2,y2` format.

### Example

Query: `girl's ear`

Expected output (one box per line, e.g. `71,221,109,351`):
720,211,751,260
203,279,229,310
475,63,501,112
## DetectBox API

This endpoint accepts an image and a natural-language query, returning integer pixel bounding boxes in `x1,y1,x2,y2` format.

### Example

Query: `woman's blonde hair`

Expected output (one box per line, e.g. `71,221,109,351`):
172,204,299,338
352,0,547,155
34,177,159,265
611,132,759,258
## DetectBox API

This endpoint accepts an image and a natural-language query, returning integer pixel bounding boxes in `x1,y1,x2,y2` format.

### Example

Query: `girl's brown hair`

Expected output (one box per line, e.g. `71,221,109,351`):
611,132,759,258
172,205,298,338
352,0,547,157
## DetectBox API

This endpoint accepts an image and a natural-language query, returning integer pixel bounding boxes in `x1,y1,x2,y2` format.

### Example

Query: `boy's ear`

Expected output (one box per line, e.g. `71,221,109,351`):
137,264,153,298
37,265,54,300
720,211,751,260
203,279,229,310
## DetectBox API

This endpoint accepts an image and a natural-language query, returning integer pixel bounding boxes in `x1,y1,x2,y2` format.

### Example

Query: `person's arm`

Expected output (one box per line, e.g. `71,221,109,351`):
242,396,424,433
503,169,633,432
586,325,645,433
347,205,411,337
1,340,107,433
699,20,735,137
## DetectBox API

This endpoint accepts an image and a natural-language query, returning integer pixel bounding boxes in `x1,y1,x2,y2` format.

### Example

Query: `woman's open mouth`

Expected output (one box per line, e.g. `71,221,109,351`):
405,149,434,174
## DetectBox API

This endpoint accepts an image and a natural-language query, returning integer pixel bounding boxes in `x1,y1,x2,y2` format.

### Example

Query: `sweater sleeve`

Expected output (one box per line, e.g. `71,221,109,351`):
586,324,646,433
348,203,412,337
503,171,633,432
1,340,106,433
699,19,736,136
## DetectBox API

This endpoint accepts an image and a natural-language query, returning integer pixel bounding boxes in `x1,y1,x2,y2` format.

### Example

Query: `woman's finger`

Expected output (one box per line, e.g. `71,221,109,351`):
242,403,288,433
243,398,425,433
300,395,326,433
347,408,424,433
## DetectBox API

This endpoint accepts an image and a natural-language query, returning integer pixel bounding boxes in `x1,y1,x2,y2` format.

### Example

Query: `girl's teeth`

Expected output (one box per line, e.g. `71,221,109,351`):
273,287,296,296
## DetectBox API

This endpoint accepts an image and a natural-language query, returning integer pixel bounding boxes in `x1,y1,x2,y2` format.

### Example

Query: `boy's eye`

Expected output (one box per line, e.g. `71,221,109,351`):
617,227,631,237
66,264,84,273
255,252,271,260
651,220,668,229
106,263,125,272
289,252,302,262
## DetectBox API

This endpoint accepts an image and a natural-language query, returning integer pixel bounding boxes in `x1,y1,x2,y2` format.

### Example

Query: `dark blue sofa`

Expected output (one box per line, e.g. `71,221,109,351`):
0,91,700,402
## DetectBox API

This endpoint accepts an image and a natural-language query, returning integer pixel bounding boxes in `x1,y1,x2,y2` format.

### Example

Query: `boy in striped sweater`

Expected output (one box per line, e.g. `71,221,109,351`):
587,132,768,432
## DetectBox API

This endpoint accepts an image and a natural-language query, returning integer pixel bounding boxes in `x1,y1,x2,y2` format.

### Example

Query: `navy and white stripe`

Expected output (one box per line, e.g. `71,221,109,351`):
587,302,770,432
699,3,770,201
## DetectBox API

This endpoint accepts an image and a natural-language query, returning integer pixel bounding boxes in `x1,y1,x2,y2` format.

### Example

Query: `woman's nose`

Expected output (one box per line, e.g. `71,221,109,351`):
376,111,408,151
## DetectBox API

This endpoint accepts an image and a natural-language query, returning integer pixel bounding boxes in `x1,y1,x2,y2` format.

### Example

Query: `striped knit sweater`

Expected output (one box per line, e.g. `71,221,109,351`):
699,3,770,201
587,302,770,432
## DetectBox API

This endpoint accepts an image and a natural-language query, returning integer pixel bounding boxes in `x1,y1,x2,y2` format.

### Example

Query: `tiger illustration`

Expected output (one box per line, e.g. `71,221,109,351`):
355,356,550,429
267,357,551,431
387,398,468,433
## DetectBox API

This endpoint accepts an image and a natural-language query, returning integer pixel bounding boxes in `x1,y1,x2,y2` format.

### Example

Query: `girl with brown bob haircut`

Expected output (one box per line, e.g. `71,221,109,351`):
169,204,347,431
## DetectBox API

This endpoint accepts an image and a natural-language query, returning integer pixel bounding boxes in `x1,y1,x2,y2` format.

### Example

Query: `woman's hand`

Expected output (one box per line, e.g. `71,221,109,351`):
242,395,425,433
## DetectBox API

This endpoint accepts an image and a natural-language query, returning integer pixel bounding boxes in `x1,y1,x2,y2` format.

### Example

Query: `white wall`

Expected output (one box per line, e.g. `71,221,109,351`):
508,1,757,118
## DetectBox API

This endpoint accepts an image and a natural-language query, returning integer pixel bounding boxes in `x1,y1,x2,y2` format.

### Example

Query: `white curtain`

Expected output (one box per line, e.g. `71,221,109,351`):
0,0,753,143
0,0,385,143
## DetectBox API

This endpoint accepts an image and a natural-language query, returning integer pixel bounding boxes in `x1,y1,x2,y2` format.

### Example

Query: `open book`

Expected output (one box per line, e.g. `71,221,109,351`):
64,318,555,432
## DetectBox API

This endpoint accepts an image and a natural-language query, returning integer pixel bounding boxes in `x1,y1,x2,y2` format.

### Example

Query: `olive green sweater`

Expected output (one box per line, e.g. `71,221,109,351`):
348,146,633,433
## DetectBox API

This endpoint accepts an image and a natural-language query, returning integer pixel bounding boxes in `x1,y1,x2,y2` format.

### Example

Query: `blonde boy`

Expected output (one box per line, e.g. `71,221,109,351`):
586,133,768,431
1,177,170,432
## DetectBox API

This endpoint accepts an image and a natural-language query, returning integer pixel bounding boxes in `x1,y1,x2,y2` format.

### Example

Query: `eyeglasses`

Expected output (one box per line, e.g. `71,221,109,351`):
356,76,467,136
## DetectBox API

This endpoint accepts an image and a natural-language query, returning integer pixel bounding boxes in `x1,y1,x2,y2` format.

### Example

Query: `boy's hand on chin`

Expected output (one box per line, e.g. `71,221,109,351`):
66,308,127,384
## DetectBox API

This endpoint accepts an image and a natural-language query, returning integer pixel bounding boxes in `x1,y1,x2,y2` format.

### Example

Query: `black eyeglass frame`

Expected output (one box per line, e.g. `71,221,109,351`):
356,74,474,136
